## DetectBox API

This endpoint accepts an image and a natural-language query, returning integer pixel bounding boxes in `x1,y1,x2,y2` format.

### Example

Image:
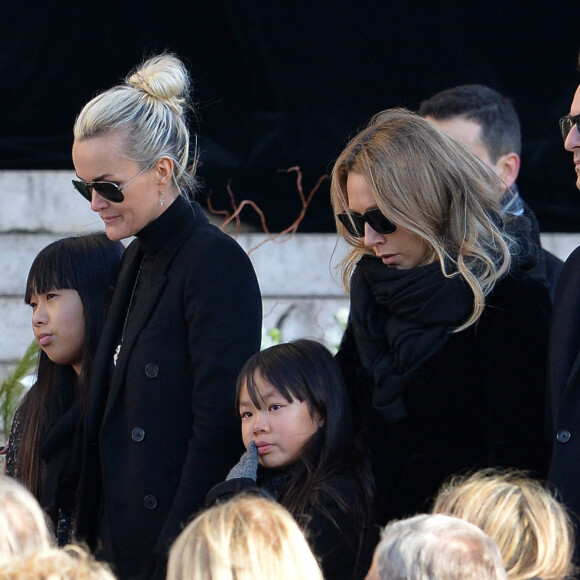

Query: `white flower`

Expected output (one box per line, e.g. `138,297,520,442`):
333,306,350,329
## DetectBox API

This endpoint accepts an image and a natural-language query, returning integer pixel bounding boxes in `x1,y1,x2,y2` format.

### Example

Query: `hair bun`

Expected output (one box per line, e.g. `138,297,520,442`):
127,53,190,115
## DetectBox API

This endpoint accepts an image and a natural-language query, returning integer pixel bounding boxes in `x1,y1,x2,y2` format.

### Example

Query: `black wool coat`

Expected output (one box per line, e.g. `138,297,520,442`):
75,197,262,580
548,246,580,555
338,267,551,525
206,470,377,580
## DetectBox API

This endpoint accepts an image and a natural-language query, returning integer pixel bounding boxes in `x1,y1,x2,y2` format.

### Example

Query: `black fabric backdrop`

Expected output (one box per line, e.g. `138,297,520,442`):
1,1,580,232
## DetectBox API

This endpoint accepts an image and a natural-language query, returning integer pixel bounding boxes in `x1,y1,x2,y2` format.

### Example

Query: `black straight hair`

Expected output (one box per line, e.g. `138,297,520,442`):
16,232,124,497
236,339,375,563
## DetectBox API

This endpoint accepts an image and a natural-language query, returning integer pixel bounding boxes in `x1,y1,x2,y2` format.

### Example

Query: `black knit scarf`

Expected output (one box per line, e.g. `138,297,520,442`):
39,365,83,544
349,255,474,423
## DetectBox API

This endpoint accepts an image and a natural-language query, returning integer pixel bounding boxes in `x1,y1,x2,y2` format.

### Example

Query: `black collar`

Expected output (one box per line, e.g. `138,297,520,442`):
137,194,190,256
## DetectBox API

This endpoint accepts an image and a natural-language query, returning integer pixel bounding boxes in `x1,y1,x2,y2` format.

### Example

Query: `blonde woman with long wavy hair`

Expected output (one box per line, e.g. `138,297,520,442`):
332,108,551,526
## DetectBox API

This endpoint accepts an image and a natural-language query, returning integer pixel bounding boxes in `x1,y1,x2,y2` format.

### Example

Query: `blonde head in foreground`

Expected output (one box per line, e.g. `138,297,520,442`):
0,545,116,580
167,494,324,580
433,468,575,580
0,476,54,558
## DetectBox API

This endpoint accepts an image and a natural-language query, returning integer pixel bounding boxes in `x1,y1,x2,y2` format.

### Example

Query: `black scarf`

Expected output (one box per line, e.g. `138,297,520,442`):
39,365,83,541
349,255,474,423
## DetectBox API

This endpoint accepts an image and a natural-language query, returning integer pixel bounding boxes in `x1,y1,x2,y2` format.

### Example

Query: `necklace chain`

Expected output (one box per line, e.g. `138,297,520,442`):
113,257,145,366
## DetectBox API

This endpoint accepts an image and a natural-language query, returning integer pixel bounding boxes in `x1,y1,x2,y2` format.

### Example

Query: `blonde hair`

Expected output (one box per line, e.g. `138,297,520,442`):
167,494,325,580
0,476,54,557
330,108,517,329
73,53,197,194
374,513,507,580
432,469,576,580
0,545,116,580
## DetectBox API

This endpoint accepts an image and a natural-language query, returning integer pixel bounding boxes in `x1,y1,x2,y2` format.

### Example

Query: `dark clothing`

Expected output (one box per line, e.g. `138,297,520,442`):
7,365,81,546
502,186,563,301
521,204,563,302
76,196,262,580
206,467,377,580
543,248,565,302
548,246,580,560
337,255,551,524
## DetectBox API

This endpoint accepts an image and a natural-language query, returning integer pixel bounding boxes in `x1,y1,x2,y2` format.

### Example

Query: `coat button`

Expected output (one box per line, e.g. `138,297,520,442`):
131,427,145,442
144,495,157,510
144,364,159,378
557,429,572,443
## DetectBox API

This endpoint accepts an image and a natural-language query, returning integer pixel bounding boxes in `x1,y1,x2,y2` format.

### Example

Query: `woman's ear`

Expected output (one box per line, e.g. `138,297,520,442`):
154,157,174,189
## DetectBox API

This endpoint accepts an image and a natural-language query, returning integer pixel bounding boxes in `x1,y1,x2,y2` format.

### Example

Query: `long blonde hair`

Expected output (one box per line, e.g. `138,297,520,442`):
433,469,576,580
167,495,324,580
330,108,518,329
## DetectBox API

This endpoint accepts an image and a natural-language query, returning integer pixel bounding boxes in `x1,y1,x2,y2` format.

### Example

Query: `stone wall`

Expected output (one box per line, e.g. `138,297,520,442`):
2,170,579,382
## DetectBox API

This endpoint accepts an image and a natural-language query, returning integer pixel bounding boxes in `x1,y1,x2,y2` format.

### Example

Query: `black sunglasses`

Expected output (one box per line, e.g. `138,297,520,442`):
559,114,580,142
72,163,152,203
337,208,397,238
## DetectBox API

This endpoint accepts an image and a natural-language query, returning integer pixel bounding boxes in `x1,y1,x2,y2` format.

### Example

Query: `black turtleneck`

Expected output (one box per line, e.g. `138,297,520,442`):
113,195,199,366
136,194,194,256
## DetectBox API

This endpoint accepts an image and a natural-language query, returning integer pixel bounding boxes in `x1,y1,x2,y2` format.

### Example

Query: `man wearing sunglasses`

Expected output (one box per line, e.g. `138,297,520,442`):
548,69,580,567
419,84,563,302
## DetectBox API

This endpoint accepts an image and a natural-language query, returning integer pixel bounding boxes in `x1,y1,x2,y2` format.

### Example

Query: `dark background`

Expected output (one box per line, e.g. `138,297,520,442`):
2,1,579,232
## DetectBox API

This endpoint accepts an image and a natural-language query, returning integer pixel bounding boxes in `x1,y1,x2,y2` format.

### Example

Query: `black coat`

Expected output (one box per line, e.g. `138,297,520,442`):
338,264,551,525
206,469,377,580
76,197,262,580
548,246,580,552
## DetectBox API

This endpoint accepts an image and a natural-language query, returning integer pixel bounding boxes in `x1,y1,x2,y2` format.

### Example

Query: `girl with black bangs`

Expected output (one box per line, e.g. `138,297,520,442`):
4,233,123,545
206,339,377,580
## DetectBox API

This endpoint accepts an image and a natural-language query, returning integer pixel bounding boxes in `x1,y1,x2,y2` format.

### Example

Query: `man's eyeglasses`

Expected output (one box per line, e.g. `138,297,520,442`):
72,163,153,203
337,208,397,238
559,114,580,142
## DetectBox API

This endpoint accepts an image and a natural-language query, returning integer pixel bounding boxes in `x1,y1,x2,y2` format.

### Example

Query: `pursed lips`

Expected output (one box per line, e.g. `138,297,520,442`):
255,441,273,455
36,333,52,347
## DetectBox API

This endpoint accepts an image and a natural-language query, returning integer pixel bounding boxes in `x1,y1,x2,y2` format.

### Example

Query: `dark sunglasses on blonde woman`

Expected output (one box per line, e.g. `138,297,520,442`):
337,208,397,238
72,163,153,203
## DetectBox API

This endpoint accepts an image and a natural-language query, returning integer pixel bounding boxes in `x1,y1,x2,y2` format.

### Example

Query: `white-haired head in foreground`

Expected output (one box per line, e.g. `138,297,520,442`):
366,513,507,580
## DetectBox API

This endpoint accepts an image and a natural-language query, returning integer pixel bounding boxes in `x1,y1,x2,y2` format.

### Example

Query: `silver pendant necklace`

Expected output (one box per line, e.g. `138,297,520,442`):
114,258,144,366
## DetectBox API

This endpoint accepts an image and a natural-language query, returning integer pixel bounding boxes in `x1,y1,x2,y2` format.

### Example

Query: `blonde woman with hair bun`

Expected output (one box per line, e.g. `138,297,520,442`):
432,468,575,580
332,108,551,526
72,53,262,580
167,494,325,580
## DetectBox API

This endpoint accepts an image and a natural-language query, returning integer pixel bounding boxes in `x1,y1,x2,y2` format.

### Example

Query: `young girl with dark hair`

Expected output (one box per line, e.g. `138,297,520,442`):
206,339,377,580
5,233,124,545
